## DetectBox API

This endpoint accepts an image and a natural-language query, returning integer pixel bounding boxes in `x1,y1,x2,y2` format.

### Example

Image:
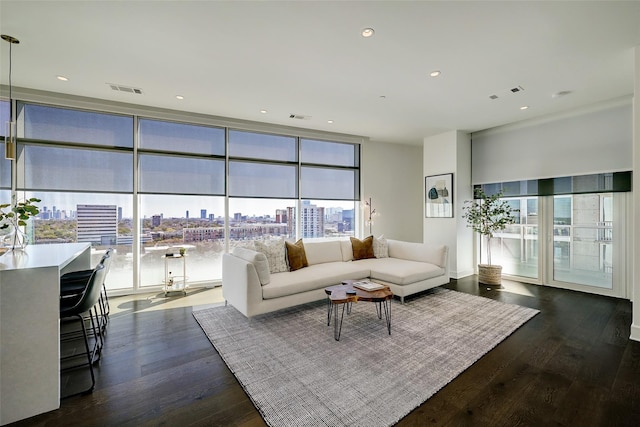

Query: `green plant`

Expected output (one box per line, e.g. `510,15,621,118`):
462,188,516,265
0,197,41,249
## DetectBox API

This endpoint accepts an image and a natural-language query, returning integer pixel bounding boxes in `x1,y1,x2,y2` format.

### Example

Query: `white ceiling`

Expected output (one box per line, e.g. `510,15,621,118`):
1,1,639,146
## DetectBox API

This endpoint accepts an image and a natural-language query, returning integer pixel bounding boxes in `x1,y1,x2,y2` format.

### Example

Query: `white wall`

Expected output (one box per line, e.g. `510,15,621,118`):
361,141,423,242
423,131,474,278
631,45,640,341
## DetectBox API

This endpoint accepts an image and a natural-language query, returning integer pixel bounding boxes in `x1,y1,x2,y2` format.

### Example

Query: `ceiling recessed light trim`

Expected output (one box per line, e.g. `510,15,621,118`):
429,70,441,77
520,105,529,110
327,120,334,124
56,75,68,81
260,109,268,114
175,95,184,100
361,28,375,38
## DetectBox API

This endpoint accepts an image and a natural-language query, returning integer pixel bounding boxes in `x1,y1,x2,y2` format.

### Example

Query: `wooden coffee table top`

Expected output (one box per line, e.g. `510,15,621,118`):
324,280,393,304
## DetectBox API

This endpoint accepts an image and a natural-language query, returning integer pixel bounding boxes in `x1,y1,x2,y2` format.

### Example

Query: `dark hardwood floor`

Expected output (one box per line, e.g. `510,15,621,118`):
10,277,640,427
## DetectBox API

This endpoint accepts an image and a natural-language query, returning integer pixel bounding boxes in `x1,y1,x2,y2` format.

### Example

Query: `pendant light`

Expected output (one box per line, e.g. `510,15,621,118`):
2,34,19,160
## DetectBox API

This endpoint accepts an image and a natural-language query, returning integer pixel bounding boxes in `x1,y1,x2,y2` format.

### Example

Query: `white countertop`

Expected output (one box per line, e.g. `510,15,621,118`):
0,243,91,272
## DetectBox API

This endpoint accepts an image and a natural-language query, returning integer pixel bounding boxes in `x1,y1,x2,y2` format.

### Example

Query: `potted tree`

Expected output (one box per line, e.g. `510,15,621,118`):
462,188,516,285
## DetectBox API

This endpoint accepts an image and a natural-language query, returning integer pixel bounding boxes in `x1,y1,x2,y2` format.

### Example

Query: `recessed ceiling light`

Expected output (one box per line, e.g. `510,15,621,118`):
260,109,268,114
56,75,68,81
552,90,572,99
327,120,334,124
429,70,441,77
361,28,375,38
176,95,184,100
520,105,529,110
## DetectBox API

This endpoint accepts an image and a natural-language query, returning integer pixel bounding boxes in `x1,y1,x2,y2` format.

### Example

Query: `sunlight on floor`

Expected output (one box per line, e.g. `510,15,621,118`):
496,280,535,297
109,286,225,317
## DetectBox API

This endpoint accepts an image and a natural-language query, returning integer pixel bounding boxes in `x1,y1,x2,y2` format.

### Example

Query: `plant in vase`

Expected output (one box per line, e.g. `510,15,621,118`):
0,197,41,251
462,188,516,285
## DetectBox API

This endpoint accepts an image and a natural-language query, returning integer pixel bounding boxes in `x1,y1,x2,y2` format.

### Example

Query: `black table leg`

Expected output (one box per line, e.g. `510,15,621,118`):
334,303,346,341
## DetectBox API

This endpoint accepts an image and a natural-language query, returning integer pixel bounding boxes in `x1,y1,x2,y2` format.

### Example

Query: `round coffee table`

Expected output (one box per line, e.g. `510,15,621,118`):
324,280,393,341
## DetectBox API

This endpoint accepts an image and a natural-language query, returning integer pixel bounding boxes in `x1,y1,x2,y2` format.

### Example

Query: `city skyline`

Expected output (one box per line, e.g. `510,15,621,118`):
23,193,356,222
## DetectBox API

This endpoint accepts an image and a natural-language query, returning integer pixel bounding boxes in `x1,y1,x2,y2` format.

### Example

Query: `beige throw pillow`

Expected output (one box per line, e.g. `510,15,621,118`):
254,239,288,274
373,235,389,258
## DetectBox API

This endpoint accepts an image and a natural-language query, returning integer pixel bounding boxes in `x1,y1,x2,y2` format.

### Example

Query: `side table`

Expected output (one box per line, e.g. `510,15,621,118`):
163,253,187,296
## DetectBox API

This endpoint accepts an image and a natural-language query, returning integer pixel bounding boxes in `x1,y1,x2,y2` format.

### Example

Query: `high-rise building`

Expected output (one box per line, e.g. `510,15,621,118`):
287,201,324,238
152,215,162,227
275,209,287,224
76,204,118,245
201,209,207,219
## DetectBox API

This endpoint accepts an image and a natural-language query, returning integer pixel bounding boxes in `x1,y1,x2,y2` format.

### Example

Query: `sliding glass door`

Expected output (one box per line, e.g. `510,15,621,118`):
549,193,625,297
484,189,627,299
490,196,539,279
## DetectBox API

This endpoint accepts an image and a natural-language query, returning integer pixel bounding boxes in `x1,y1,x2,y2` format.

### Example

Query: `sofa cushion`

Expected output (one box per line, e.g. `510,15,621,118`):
387,240,447,268
351,236,375,260
304,240,343,266
232,247,270,285
359,257,445,285
262,262,370,299
373,235,389,258
254,239,288,274
285,239,308,271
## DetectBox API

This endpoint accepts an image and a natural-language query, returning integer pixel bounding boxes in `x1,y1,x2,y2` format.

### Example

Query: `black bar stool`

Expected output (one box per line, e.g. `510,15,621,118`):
60,263,106,397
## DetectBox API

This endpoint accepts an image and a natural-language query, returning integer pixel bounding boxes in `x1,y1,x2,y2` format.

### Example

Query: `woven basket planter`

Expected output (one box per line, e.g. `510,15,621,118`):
478,264,502,285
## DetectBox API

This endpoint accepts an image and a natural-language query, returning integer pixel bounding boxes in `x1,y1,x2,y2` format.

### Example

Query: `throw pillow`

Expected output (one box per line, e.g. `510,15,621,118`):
254,239,288,274
350,236,375,260
373,235,389,258
285,239,308,271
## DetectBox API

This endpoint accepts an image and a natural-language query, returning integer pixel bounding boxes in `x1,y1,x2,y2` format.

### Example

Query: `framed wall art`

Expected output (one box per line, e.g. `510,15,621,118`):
425,173,453,218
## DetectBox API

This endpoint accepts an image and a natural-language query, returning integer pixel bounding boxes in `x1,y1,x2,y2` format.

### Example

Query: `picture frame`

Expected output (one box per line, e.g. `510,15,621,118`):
425,173,453,218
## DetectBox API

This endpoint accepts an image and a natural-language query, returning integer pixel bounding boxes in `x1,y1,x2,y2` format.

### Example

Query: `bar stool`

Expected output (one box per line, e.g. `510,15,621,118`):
60,263,106,397
60,248,113,333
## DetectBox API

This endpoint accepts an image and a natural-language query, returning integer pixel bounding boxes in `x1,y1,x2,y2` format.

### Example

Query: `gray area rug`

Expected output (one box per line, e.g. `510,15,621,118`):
193,288,539,426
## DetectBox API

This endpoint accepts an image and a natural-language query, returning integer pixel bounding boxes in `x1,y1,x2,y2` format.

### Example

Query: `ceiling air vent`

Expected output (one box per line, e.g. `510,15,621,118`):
489,85,524,100
107,83,143,95
289,114,311,120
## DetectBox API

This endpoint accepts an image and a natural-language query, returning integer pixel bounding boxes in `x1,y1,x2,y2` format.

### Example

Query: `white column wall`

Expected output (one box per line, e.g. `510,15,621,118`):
361,140,423,242
631,45,640,341
423,131,474,279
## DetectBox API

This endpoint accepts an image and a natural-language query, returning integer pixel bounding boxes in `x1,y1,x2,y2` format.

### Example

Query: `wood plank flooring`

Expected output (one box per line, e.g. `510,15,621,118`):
9,277,640,426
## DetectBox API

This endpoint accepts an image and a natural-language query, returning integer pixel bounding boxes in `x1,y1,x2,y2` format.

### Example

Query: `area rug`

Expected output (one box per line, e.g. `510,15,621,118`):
193,288,539,426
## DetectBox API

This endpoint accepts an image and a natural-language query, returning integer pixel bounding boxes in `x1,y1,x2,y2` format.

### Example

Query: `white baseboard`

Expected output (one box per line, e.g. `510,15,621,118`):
630,324,640,342
450,269,475,280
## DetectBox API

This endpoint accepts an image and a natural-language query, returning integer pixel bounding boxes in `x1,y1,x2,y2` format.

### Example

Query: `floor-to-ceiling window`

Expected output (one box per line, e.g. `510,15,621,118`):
16,102,135,291
4,97,362,293
478,173,628,298
490,196,539,279
552,193,614,289
138,119,226,287
1,100,12,243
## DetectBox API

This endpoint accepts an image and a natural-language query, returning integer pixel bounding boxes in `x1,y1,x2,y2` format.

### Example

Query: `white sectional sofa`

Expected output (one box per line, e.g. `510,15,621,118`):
222,238,450,318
